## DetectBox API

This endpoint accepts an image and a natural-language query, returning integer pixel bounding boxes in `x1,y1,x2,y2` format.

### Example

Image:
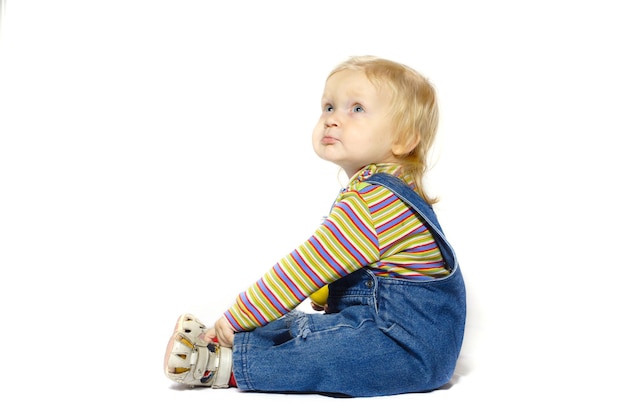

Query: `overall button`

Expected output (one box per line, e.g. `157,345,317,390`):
365,280,374,288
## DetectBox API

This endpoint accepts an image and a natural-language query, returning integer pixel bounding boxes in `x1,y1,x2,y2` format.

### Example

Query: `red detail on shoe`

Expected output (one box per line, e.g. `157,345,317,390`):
229,372,237,387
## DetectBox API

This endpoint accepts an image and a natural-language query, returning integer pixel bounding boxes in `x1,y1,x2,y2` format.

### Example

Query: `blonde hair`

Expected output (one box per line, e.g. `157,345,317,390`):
328,56,440,205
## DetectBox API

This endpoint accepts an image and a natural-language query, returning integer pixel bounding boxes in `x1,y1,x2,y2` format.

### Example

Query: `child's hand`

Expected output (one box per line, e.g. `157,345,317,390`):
206,316,236,348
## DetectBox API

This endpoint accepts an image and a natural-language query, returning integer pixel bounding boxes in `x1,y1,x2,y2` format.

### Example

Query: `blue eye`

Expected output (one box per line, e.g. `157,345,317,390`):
323,104,333,112
353,105,364,112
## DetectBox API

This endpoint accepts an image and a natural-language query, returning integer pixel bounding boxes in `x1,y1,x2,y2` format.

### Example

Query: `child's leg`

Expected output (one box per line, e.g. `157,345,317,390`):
231,308,426,397
231,270,465,397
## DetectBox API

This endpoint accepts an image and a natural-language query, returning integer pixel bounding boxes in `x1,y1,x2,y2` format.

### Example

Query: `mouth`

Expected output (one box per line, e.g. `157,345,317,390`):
321,135,339,145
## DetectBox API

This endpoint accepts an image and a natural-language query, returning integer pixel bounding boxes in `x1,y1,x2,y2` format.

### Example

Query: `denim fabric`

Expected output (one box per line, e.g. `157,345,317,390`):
232,173,466,397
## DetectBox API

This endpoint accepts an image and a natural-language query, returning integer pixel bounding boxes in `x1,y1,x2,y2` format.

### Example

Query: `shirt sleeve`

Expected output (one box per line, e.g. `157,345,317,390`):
223,190,380,331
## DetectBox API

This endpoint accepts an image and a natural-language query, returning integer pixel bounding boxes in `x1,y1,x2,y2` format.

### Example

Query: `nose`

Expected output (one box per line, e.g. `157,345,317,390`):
324,114,339,128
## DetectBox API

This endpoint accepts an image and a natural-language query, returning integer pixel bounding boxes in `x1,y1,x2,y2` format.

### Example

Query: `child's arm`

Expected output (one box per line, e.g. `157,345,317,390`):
223,191,378,331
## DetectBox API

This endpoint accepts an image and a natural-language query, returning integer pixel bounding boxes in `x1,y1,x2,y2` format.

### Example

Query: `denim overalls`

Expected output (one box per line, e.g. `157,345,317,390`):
232,173,466,397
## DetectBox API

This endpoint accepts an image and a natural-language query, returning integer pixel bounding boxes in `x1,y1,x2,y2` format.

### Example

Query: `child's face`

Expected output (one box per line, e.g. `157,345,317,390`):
312,69,398,178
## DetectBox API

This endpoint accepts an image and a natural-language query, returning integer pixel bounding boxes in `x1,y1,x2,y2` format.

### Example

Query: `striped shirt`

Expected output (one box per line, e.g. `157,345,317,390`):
224,163,449,331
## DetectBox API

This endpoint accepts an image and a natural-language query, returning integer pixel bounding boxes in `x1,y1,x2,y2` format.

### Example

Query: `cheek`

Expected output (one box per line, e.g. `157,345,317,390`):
311,121,323,141
311,126,320,149
311,124,327,156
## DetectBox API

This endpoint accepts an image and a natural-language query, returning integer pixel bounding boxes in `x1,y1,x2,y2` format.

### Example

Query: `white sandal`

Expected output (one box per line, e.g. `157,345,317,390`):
163,314,232,388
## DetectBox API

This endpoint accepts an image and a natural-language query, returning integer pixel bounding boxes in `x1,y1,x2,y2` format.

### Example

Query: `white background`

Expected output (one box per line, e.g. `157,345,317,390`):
1,1,624,415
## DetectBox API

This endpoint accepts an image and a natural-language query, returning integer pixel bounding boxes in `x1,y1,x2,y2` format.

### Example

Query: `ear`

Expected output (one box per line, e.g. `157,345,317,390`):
392,134,420,156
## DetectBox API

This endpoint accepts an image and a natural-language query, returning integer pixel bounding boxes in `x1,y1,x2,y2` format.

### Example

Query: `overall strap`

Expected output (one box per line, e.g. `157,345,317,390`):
367,173,460,274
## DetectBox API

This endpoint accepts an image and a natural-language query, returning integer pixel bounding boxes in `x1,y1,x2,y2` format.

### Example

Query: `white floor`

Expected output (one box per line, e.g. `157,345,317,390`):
1,1,625,416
